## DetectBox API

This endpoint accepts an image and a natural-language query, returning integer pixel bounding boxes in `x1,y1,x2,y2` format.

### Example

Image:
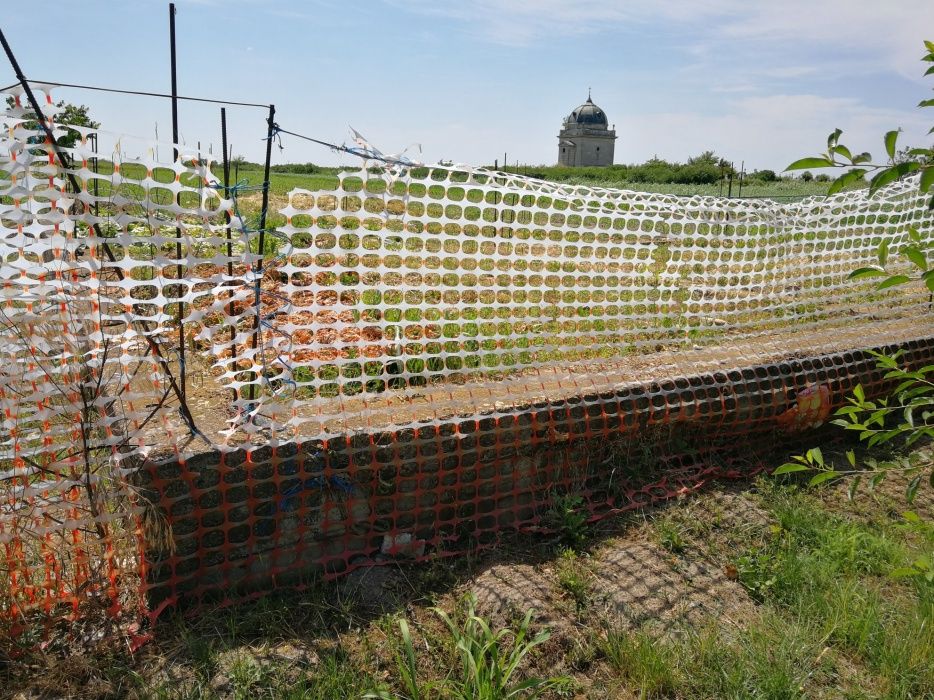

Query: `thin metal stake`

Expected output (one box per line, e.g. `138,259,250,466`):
169,2,187,402
248,104,277,401
220,107,238,403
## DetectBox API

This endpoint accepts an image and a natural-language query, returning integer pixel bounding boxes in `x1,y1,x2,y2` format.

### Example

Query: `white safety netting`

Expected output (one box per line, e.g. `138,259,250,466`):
231,162,931,435
0,87,931,448
2,86,934,635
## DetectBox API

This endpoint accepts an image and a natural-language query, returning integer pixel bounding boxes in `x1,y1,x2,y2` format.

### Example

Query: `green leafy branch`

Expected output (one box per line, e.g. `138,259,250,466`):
773,350,934,506
848,226,933,292
785,40,934,204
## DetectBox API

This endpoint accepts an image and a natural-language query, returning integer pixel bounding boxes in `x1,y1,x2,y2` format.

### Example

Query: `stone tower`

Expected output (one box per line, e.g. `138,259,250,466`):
557,92,616,167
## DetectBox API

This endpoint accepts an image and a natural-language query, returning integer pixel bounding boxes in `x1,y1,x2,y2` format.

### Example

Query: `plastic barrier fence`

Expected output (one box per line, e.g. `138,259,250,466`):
1,88,933,646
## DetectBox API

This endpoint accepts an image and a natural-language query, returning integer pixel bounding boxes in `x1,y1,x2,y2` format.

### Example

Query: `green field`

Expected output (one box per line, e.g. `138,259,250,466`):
225,162,839,201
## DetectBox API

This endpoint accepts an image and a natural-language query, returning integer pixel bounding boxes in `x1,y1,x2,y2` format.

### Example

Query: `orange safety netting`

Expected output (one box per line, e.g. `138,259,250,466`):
2,88,933,650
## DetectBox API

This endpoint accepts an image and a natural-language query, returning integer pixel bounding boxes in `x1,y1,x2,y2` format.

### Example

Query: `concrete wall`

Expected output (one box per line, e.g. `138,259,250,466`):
557,133,615,166
137,335,934,613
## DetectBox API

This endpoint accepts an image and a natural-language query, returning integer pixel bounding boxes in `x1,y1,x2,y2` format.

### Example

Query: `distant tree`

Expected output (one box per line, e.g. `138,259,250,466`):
800,170,814,182
895,145,933,166
5,97,99,150
814,173,831,182
687,150,720,166
751,169,778,182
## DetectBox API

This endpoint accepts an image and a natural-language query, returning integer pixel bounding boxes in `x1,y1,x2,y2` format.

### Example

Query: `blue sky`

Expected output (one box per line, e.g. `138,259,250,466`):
2,1,932,171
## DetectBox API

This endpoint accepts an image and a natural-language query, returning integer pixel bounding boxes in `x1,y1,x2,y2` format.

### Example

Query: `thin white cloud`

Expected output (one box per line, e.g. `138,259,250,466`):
714,1,934,78
386,0,732,47
619,93,931,171
390,0,934,80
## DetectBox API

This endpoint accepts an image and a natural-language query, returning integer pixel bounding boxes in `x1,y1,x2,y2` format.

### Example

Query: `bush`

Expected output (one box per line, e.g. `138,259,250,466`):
270,162,332,174
751,169,778,182
506,157,723,186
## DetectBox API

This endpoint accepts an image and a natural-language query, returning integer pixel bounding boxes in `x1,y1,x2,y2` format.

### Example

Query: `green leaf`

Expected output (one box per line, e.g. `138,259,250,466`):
877,275,911,289
786,156,834,171
848,475,862,501
884,130,900,160
889,566,920,578
773,462,810,475
869,168,899,196
827,128,843,151
874,353,901,369
925,64,934,76
903,246,928,271
878,239,889,267
848,267,886,280
925,275,934,293
827,168,866,195
908,226,923,243
902,510,922,524
832,144,853,162
918,99,934,108
806,447,824,466
851,152,873,165
809,470,841,486
846,449,856,467
907,475,922,504
920,167,934,194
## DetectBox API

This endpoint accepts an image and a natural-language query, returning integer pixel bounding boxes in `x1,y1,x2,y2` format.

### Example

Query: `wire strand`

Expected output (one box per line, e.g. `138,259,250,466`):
1,78,270,109
273,126,424,169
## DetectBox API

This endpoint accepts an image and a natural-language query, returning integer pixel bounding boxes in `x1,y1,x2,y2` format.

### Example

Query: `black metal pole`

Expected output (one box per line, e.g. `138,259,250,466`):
247,104,276,401
169,2,187,402
91,133,98,221
0,25,198,431
220,107,237,403
170,4,180,152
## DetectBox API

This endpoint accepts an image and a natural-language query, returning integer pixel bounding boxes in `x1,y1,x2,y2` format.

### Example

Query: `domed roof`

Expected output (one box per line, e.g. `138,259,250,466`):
567,94,608,127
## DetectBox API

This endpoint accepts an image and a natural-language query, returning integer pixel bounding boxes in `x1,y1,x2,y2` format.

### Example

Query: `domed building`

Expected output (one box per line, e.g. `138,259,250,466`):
557,92,616,167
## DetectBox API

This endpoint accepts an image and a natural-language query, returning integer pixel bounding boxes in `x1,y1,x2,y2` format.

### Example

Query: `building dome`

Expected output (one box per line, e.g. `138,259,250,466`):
566,95,608,128
557,91,616,167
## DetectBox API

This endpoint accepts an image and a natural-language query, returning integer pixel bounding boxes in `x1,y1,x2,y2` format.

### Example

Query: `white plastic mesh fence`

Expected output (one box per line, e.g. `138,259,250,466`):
1,87,933,633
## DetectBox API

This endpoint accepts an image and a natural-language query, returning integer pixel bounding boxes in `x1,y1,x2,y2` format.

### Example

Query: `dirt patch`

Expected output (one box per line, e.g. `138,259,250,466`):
338,564,408,613
471,563,577,634
851,462,934,521
590,540,756,634
693,491,771,532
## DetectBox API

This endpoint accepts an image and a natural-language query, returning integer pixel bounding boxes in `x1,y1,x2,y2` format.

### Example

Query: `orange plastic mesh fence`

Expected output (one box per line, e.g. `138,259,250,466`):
2,89,934,647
